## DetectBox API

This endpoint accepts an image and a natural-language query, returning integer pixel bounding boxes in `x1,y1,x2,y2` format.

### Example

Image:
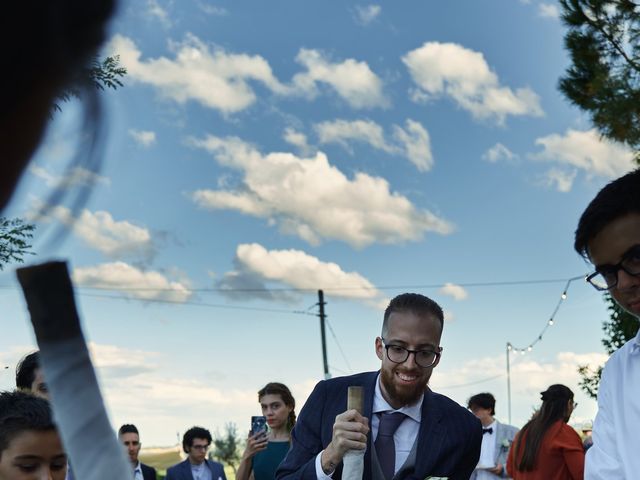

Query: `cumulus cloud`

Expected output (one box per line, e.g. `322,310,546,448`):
146,0,171,26
73,262,192,302
315,118,433,171
129,129,157,147
42,206,155,262
438,283,468,301
196,1,227,15
109,35,385,113
88,342,159,378
30,165,110,188
187,135,453,247
218,243,381,304
538,3,560,18
530,129,635,184
283,127,312,156
402,42,544,124
292,49,387,109
539,167,578,192
482,142,518,163
354,5,382,25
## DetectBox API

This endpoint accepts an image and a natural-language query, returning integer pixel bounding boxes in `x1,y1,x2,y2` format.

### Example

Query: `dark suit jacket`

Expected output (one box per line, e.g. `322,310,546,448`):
276,372,482,480
141,462,157,480
165,459,226,480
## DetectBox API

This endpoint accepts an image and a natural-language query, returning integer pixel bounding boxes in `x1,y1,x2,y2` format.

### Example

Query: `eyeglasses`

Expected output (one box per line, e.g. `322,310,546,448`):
586,244,640,291
191,444,210,451
382,340,441,368
572,401,578,409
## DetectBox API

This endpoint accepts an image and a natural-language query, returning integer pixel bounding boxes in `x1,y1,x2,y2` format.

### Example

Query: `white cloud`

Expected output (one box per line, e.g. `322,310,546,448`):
219,243,381,303
530,128,635,182
188,135,453,247
438,283,468,301
109,34,287,114
540,167,578,192
292,49,387,109
129,129,157,147
538,3,560,18
354,5,382,25
315,118,433,171
30,166,110,188
73,262,192,302
402,42,544,124
146,0,171,26
283,127,312,156
43,206,155,261
196,1,227,15
88,342,159,378
109,35,385,114
482,143,518,163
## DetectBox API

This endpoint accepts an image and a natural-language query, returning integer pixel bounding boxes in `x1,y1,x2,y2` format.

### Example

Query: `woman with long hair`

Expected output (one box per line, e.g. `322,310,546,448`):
507,384,584,479
237,382,296,480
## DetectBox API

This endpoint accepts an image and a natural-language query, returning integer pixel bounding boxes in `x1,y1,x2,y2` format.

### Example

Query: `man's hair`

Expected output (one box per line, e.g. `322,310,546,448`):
182,426,212,454
382,293,444,337
15,351,40,390
118,424,139,436
467,392,496,416
0,390,56,454
574,168,640,259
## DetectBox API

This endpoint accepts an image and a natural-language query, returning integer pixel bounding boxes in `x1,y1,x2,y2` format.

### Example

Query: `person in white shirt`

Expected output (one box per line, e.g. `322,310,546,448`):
467,393,518,479
118,424,157,480
574,168,640,479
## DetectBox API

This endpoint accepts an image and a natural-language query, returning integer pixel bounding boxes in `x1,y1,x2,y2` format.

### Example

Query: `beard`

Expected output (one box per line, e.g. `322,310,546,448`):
380,366,429,407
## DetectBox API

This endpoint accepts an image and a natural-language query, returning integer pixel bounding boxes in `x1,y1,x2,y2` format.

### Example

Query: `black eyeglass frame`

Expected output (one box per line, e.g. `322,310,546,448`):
586,244,640,291
381,339,442,368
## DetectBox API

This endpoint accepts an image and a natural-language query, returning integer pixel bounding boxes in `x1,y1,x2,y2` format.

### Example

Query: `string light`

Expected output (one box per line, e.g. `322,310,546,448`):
506,275,584,356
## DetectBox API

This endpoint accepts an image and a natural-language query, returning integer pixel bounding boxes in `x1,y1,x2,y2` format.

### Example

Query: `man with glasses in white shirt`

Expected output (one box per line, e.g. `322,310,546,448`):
574,168,640,479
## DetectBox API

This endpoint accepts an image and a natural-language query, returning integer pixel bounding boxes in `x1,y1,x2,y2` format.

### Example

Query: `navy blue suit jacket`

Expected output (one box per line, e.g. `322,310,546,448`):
141,462,157,480
166,459,226,480
276,372,481,480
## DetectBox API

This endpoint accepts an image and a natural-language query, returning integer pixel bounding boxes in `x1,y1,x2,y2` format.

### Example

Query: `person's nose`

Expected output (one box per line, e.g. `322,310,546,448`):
617,268,640,290
403,351,420,368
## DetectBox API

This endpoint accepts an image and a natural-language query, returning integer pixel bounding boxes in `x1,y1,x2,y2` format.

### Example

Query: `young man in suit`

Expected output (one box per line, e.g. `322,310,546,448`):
118,424,157,480
467,393,518,479
166,427,227,480
574,168,640,479
277,293,482,480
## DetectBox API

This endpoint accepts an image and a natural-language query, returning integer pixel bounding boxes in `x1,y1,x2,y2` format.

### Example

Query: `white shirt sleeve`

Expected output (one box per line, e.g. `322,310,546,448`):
315,451,335,480
585,362,623,479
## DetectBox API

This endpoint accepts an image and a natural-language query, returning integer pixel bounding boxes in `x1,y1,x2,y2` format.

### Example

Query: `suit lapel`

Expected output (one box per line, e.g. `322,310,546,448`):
414,389,444,476
363,372,377,480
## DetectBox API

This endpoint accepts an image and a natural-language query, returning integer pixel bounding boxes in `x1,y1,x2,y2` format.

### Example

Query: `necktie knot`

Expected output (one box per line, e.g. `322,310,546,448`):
483,427,493,435
377,411,406,436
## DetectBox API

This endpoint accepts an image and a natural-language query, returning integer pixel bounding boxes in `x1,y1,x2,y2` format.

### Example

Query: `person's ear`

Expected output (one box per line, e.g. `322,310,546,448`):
375,337,384,361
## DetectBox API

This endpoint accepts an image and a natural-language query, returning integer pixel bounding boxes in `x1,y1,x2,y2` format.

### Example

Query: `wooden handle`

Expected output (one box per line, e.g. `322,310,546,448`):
347,386,363,413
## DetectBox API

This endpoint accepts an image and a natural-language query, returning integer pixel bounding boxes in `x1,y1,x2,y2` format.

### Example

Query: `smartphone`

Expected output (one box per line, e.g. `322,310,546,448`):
251,415,267,437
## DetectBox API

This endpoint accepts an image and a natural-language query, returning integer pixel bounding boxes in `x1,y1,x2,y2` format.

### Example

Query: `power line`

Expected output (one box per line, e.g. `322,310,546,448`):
325,317,353,373
437,373,505,389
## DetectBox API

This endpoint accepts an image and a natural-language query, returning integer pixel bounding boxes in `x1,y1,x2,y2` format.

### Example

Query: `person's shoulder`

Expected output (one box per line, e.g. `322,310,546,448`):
497,420,519,434
167,459,187,472
141,462,156,473
207,459,225,469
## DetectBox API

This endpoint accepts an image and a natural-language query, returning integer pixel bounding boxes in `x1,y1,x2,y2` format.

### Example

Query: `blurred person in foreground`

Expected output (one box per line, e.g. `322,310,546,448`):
0,391,67,480
1,1,134,479
118,424,157,480
237,382,297,480
574,168,640,478
506,384,583,480
166,427,226,480
276,293,482,480
468,392,518,479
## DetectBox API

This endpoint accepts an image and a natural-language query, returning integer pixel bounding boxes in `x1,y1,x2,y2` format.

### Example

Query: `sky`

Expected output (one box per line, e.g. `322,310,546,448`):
1,0,635,447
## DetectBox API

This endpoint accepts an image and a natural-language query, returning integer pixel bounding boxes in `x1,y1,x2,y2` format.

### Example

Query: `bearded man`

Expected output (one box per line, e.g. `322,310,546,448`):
277,293,481,480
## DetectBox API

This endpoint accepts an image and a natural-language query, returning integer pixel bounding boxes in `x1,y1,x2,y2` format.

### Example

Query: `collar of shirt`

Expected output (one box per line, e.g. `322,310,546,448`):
372,373,423,423
631,327,640,355
483,420,496,434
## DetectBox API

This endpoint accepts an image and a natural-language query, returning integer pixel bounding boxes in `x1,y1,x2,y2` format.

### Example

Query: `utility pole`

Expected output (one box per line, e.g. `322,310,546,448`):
318,290,331,379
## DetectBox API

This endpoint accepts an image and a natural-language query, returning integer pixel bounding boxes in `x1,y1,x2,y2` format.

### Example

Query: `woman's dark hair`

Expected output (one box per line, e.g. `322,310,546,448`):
15,351,41,390
258,382,297,431
0,391,57,454
182,426,212,454
513,384,574,472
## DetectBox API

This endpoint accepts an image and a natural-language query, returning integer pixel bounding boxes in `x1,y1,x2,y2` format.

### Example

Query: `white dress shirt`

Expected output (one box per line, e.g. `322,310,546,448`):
133,462,143,480
315,374,424,479
476,421,497,479
585,326,640,479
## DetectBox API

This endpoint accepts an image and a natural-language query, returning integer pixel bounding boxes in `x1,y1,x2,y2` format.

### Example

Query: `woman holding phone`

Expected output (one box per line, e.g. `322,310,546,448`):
237,382,296,480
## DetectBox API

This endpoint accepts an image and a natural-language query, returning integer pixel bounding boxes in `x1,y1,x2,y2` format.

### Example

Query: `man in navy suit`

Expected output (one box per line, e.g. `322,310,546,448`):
277,293,482,480
166,426,227,480
118,424,157,480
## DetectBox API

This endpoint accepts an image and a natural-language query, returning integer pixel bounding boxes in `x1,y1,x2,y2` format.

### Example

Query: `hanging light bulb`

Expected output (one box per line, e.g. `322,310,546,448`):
528,345,533,351
548,319,554,326
561,291,567,300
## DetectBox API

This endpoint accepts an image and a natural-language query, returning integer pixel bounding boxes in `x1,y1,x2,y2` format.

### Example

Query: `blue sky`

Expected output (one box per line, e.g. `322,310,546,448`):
1,0,635,446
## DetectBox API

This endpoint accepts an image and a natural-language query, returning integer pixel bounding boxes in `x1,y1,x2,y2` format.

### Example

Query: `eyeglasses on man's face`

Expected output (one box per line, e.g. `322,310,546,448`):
381,340,441,368
191,444,210,451
586,244,640,291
